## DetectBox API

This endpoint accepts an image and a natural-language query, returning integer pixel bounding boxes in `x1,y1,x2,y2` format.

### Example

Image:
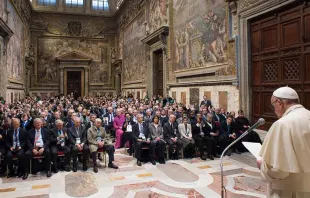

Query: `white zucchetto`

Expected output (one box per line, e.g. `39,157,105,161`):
273,86,299,100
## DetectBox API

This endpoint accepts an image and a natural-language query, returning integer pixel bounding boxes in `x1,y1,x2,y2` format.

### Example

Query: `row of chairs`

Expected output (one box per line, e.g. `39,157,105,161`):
4,149,107,176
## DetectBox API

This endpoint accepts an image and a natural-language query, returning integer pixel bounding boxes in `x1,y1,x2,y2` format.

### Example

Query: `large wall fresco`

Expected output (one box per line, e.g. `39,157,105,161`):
172,0,227,71
148,0,168,34
6,1,25,81
37,37,109,83
122,13,147,83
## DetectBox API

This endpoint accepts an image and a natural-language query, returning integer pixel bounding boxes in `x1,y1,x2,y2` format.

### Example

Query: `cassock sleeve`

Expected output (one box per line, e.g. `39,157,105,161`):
259,120,301,173
260,160,290,182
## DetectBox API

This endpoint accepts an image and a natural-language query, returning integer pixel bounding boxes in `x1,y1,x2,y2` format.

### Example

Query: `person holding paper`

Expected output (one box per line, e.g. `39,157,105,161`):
132,114,153,166
257,86,310,198
5,118,28,179
87,118,118,173
149,115,166,164
123,112,136,155
26,118,51,177
68,117,89,172
113,109,125,149
50,119,71,172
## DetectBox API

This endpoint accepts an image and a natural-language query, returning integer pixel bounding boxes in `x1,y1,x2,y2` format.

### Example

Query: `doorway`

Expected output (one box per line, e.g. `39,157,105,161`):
153,49,164,97
250,2,310,129
67,71,82,97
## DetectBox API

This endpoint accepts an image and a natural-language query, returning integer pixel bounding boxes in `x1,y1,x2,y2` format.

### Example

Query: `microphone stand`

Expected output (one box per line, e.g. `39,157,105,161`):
220,126,261,198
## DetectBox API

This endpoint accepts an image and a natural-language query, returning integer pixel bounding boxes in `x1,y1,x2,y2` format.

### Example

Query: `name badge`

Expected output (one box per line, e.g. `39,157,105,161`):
76,138,81,144
35,141,42,147
126,125,132,132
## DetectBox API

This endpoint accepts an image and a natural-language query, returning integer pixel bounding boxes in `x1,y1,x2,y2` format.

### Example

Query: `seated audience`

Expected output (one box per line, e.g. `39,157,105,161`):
132,114,153,166
26,118,52,177
113,109,125,149
163,114,182,160
68,117,89,172
6,118,29,179
87,118,118,173
50,120,71,172
123,112,136,155
204,114,220,158
149,116,166,164
219,116,237,155
178,117,195,158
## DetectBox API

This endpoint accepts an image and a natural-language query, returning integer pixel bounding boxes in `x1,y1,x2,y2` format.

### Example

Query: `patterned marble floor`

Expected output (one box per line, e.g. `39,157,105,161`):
0,150,267,198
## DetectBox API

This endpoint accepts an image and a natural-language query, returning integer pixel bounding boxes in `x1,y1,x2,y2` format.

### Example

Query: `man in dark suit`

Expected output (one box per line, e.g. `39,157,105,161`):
219,115,237,155
159,110,168,126
204,114,220,158
6,118,29,179
26,118,52,177
85,113,97,130
213,108,226,123
68,117,89,172
163,114,182,160
50,119,71,172
200,95,212,108
132,114,154,166
48,111,62,130
0,127,6,170
102,107,115,133
20,113,33,131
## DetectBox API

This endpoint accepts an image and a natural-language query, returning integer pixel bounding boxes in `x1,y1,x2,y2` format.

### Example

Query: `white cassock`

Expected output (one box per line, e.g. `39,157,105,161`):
259,104,310,198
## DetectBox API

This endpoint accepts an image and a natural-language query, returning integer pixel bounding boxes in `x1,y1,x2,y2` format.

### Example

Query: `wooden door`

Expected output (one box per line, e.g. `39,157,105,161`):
67,71,82,97
251,2,310,129
153,50,164,97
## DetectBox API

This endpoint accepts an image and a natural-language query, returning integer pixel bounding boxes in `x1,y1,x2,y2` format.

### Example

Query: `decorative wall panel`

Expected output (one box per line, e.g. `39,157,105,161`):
149,0,168,34
122,13,146,83
171,0,227,71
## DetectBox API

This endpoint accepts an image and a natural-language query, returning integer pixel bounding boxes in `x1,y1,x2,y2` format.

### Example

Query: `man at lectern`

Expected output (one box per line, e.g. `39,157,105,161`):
257,87,310,198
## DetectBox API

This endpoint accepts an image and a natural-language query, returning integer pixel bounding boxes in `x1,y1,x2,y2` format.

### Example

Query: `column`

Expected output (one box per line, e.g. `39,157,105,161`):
85,0,91,14
60,67,64,94
0,36,7,101
85,67,89,96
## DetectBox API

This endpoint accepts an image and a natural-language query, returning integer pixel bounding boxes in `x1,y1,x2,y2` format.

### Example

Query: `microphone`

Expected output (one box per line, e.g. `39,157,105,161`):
220,118,265,198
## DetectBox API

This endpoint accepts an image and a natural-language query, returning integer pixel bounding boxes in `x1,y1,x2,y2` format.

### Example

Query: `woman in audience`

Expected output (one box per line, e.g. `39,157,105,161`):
149,116,166,164
178,116,195,158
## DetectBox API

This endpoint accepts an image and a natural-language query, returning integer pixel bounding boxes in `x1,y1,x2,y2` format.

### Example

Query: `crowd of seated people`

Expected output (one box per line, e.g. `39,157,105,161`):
0,94,262,180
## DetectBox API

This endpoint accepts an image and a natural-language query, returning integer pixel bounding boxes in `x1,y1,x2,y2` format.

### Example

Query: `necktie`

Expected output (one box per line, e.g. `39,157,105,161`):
14,129,18,147
185,124,188,136
58,130,61,136
109,114,112,122
227,124,230,136
76,128,80,137
34,130,40,145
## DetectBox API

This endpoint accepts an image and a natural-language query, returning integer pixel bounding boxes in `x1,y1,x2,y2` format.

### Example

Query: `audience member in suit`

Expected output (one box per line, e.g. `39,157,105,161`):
87,118,118,173
178,117,195,158
132,114,154,166
122,113,136,155
50,120,71,172
149,116,166,164
163,114,182,160
80,109,90,127
159,109,168,126
102,107,115,134
143,109,153,126
204,114,220,158
20,113,33,131
26,118,51,177
234,110,262,151
213,108,226,123
48,111,62,130
5,118,29,179
85,113,97,130
0,128,6,167
68,117,89,172
200,95,212,108
219,116,236,155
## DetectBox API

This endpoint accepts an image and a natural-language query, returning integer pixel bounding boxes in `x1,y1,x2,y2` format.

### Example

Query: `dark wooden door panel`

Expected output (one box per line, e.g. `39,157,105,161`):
251,2,309,130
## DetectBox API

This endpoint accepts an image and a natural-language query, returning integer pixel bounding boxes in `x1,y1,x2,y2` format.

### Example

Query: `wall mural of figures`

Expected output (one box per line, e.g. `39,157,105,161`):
123,13,146,83
6,1,25,81
37,37,106,82
89,61,109,83
172,0,227,71
149,0,168,34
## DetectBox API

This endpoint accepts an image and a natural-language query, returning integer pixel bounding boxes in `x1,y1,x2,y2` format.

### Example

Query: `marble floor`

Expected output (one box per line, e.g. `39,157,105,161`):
0,150,267,198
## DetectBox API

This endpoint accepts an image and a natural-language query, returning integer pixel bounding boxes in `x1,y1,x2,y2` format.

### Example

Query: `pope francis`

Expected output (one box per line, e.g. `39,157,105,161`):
257,87,310,198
